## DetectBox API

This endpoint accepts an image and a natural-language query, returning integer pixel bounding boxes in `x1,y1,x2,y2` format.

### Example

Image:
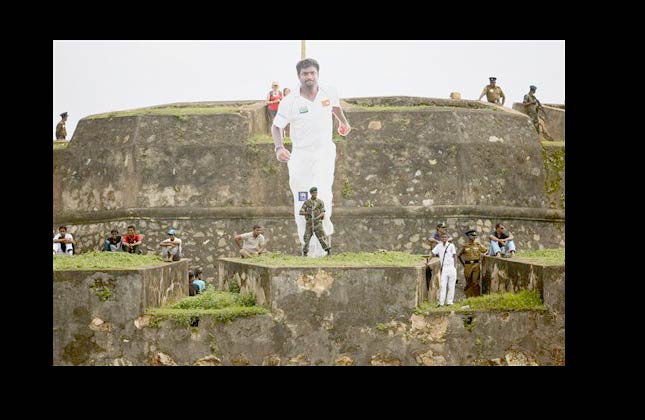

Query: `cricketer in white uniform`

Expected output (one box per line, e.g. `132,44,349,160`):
271,58,351,257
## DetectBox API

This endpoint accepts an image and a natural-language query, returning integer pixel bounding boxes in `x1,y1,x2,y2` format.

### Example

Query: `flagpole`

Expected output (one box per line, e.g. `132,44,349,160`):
301,40,306,59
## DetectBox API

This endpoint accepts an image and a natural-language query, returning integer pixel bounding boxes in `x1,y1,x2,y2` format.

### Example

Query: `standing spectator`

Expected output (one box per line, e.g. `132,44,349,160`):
457,230,488,297
53,225,75,255
428,222,453,248
103,229,122,252
235,224,267,258
188,271,197,296
122,225,143,254
159,229,182,262
192,268,206,294
489,223,516,257
266,81,283,124
432,232,458,307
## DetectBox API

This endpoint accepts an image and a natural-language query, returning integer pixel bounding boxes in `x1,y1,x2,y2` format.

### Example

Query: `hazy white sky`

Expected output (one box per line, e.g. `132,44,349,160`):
53,40,564,138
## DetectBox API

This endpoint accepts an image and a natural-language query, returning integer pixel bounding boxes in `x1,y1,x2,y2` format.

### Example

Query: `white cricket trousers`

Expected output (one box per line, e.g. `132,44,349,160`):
439,267,457,306
287,143,336,256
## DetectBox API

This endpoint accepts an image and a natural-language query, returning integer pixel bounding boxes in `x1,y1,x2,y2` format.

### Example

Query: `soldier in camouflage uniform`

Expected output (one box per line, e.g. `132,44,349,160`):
299,186,331,256
478,77,505,106
457,230,489,297
56,112,68,140
523,85,555,141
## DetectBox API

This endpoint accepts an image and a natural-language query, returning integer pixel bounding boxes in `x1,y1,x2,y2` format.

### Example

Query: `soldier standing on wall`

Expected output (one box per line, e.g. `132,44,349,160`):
56,112,68,140
299,186,331,257
523,85,555,141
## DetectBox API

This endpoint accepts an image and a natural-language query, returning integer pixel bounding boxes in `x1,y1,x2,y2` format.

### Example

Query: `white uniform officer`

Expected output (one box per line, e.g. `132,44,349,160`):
432,232,458,306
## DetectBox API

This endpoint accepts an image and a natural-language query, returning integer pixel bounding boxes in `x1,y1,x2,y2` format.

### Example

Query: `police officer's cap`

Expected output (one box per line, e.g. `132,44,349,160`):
167,229,177,235
60,112,68,118
530,85,537,91
465,229,477,236
489,77,497,82
436,222,447,228
309,186,318,193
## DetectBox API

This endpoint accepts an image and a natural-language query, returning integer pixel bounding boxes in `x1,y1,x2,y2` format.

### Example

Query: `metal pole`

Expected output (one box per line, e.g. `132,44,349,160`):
301,40,306,59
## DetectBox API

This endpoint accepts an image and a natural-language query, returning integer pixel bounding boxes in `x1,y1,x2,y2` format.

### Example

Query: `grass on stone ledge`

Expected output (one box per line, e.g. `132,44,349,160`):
87,106,241,119
53,251,164,270
146,289,268,325
230,251,425,267
514,248,565,265
416,290,546,313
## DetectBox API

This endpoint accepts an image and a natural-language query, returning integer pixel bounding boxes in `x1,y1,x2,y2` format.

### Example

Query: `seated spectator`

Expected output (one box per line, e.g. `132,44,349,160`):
53,225,75,255
489,223,516,257
188,271,197,296
122,225,143,254
159,229,182,262
235,224,267,258
103,229,122,252
192,268,206,294
428,222,453,248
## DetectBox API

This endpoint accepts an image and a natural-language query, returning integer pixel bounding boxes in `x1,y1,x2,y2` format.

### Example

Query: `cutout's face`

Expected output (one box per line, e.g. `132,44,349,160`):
299,66,318,88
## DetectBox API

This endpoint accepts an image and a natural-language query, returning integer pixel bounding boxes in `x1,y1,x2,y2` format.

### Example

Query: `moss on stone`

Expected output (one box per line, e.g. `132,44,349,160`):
515,248,565,265
146,306,268,325
90,277,115,302
53,141,69,150
231,251,424,267
541,142,565,209
341,178,353,199
54,251,164,270
86,105,241,119
416,290,546,313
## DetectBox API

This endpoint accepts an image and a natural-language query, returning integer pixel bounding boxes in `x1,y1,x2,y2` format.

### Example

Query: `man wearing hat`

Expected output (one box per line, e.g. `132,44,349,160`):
457,230,489,297
159,228,182,262
428,222,453,248
523,85,555,141
56,112,68,140
478,77,505,106
299,186,331,256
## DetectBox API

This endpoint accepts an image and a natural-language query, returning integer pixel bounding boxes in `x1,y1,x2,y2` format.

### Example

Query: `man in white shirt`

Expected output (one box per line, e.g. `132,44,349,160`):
53,225,75,255
271,58,351,257
159,229,182,262
235,224,267,258
432,232,458,307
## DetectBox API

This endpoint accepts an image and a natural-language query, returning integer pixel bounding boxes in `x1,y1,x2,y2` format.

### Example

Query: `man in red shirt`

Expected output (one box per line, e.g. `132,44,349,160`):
122,225,144,254
266,81,283,124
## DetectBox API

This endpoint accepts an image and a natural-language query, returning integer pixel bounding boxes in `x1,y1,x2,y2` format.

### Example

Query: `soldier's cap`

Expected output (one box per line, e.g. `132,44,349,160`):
309,186,318,193
436,222,447,228
530,85,537,91
60,112,68,118
167,229,177,235
465,229,477,236
489,77,497,82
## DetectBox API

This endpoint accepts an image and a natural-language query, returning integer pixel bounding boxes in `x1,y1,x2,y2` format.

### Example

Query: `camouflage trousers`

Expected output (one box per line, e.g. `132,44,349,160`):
463,262,482,297
529,112,555,141
303,222,329,255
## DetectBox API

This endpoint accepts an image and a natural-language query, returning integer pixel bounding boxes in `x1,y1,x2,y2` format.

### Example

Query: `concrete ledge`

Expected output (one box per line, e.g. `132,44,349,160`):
481,256,564,315
54,205,565,225
53,259,189,365
216,257,425,326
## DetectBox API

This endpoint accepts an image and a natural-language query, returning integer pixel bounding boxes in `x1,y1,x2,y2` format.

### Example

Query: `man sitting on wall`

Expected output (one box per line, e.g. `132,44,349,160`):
122,225,144,254
234,224,267,258
489,223,516,258
103,229,122,252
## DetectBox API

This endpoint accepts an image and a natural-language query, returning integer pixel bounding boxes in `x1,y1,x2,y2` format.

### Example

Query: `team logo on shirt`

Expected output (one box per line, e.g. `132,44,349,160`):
299,106,309,114
321,99,330,106
298,191,308,201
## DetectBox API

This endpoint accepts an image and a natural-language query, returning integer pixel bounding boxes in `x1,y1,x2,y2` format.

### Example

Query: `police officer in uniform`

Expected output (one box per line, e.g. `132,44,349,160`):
478,77,506,105
523,85,555,141
299,186,331,256
457,229,488,297
56,112,68,140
